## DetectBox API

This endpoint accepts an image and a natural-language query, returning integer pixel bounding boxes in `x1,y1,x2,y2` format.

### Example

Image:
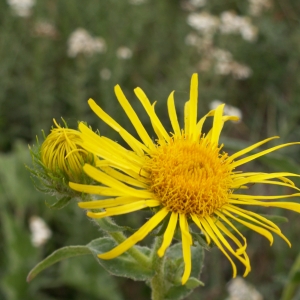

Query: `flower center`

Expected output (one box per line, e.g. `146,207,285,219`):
147,137,233,217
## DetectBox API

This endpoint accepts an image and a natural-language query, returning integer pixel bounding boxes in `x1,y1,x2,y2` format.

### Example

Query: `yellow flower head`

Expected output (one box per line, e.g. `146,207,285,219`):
70,74,300,285
41,119,96,183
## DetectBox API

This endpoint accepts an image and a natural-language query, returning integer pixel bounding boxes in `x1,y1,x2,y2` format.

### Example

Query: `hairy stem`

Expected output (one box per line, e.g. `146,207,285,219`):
150,236,165,300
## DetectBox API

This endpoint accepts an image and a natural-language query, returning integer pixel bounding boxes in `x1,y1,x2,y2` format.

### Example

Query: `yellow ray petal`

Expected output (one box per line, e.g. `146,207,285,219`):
167,91,181,136
101,136,145,166
184,101,190,137
83,164,153,198
228,136,279,162
213,218,247,257
101,166,147,188
134,88,170,142
191,213,211,244
206,217,251,276
189,73,198,138
98,207,169,259
151,102,167,145
231,193,300,200
119,128,150,155
87,200,160,218
231,172,300,188
78,196,141,209
226,204,291,247
79,127,142,172
95,160,150,184
179,214,192,285
69,182,127,196
195,109,215,137
157,212,178,257
114,85,155,150
87,99,152,153
230,199,300,215
201,218,238,278
231,142,300,168
210,104,225,145
222,209,274,245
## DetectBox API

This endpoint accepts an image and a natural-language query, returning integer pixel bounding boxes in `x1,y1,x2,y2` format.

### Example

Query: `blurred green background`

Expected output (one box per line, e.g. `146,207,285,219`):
2,0,300,299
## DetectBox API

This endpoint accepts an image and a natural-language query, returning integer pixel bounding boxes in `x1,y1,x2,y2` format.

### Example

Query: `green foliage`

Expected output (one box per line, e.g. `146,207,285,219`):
2,0,300,299
164,242,204,300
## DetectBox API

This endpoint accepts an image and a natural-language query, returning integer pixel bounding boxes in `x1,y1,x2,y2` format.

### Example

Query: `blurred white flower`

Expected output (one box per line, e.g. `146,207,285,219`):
219,11,257,42
7,0,35,17
181,0,206,11
29,216,52,248
226,277,263,300
67,28,107,58
33,21,58,38
210,100,242,122
231,62,252,79
213,49,233,75
185,33,201,46
187,12,219,35
249,0,272,16
128,0,147,4
189,0,206,7
116,46,133,59
100,68,112,80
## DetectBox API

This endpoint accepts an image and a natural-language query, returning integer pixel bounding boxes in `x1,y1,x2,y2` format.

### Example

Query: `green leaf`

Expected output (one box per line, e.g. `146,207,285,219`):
27,236,154,283
184,277,204,289
27,246,91,282
87,237,155,281
164,242,205,300
260,214,288,224
45,196,72,209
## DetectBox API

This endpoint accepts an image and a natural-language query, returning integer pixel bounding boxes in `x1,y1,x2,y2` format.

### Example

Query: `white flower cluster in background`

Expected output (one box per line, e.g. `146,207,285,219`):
7,0,35,17
187,12,219,36
220,11,258,42
29,216,52,248
128,0,147,5
67,28,107,58
209,100,242,122
213,49,252,79
248,0,272,16
33,21,58,39
186,10,254,79
116,46,133,59
181,0,206,11
187,11,258,42
226,277,263,300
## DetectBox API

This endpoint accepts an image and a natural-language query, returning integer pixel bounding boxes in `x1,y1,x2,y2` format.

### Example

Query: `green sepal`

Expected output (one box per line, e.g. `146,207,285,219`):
164,242,204,300
88,237,154,281
45,196,72,209
27,246,91,282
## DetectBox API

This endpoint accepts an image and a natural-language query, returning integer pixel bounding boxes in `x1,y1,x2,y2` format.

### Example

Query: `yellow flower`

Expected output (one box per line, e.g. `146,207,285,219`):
41,119,95,183
69,74,300,284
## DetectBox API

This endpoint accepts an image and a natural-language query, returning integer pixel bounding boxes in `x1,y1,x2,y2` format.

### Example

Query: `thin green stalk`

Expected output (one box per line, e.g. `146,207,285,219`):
150,236,165,300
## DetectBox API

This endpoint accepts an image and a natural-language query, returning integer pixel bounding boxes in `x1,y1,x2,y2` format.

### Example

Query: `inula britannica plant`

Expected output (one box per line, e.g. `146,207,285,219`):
28,74,300,299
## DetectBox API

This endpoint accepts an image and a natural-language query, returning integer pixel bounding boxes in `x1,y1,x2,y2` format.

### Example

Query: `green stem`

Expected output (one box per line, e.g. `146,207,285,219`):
150,236,165,300
95,217,150,268
281,253,300,300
